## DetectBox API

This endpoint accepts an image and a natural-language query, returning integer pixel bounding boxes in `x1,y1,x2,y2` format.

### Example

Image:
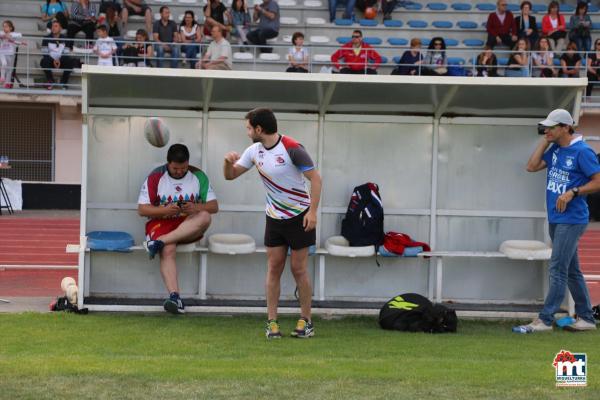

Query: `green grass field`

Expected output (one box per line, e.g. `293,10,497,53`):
0,313,597,399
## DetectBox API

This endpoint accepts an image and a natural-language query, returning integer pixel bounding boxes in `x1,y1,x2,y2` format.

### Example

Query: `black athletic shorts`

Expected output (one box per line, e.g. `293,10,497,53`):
126,3,151,16
264,209,316,250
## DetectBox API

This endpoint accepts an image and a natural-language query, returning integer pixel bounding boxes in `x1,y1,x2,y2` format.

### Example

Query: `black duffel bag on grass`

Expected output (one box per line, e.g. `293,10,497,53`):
379,293,458,333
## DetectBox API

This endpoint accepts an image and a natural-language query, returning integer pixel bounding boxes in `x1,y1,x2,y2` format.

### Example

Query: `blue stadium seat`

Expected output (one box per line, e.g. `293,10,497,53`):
476,3,496,11
432,21,453,29
457,21,478,29
590,4,599,12
379,56,389,64
463,38,484,47
334,18,354,26
451,3,471,11
427,2,448,10
532,3,546,13
363,37,383,45
421,38,431,46
506,3,519,12
383,19,403,28
445,38,459,46
408,20,428,28
388,38,409,46
404,2,423,10
560,4,574,13
497,57,509,65
393,56,402,64
553,58,561,66
447,57,465,65
537,21,542,30
359,19,378,27
593,22,600,30
336,36,351,44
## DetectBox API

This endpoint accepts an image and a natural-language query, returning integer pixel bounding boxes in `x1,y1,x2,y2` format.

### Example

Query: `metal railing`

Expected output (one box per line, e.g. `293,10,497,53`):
1,36,599,101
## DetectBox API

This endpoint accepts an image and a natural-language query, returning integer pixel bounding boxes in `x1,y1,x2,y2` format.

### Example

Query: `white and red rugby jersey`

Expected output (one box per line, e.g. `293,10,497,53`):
236,135,315,220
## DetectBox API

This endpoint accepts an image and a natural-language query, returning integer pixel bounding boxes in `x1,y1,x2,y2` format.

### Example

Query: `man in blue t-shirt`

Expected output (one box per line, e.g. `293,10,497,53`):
521,109,600,332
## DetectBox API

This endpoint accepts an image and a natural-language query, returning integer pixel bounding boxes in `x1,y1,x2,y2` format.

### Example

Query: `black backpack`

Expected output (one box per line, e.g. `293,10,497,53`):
379,293,458,333
341,183,384,247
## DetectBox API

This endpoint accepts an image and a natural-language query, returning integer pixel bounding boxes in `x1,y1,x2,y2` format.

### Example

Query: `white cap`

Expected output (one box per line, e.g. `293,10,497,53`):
539,109,575,127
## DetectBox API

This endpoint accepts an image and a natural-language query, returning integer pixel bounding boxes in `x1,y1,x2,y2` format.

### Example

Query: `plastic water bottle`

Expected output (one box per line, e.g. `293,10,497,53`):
512,325,533,334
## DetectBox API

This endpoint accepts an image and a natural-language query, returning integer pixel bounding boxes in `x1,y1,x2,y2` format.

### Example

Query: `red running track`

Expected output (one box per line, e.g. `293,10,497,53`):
0,217,598,304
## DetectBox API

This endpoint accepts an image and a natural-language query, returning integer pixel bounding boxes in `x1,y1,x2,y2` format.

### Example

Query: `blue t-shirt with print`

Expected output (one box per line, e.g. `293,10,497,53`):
542,137,600,224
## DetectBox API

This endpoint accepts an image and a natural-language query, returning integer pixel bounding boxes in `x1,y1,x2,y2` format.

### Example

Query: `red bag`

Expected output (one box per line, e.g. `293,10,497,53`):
382,231,431,255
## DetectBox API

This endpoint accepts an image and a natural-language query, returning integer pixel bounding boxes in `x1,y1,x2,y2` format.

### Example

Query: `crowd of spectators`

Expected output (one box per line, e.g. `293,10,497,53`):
3,0,600,90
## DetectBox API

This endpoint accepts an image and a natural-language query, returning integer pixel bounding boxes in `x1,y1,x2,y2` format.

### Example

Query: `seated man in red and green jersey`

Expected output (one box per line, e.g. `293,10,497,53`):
138,143,218,314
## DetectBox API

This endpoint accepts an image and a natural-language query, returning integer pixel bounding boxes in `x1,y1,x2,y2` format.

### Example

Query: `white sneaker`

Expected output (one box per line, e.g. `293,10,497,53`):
564,318,597,332
521,318,553,333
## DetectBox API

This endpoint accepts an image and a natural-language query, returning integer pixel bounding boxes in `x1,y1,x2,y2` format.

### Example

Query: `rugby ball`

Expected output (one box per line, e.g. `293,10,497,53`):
144,117,170,148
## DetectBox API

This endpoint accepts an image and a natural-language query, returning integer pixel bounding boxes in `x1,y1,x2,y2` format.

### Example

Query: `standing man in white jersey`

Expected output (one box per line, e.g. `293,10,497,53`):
223,108,322,339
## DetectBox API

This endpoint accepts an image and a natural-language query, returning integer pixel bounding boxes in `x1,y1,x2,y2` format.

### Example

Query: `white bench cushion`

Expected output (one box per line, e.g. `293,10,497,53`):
325,236,375,257
306,17,326,25
499,240,552,260
309,35,330,44
209,234,256,255
233,52,254,60
259,53,281,61
304,0,322,7
279,0,297,6
280,17,299,25
313,54,331,62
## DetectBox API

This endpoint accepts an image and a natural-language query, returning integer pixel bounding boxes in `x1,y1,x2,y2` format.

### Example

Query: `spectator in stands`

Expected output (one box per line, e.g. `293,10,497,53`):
505,38,530,77
41,20,74,89
587,38,600,96
103,4,122,38
197,26,232,70
230,0,251,45
41,0,69,29
475,46,498,77
286,32,309,73
532,36,557,77
382,0,398,21
204,0,232,38
0,20,23,88
67,0,97,45
331,29,381,74
153,6,181,68
568,2,592,52
542,1,567,53
422,36,448,76
122,1,153,36
99,1,122,17
139,144,218,315
180,11,202,68
94,25,117,66
122,28,153,67
515,1,538,50
560,41,582,77
391,38,423,75
486,0,517,49
328,0,356,23
356,0,377,18
247,0,280,53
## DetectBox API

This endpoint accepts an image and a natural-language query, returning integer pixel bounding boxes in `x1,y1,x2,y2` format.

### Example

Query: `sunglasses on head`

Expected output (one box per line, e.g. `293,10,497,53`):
352,35,361,38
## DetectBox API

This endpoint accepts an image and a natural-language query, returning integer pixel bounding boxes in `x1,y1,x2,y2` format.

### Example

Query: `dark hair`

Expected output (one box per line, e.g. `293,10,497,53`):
96,24,107,32
3,20,14,32
557,123,575,134
428,36,446,50
167,144,190,163
46,0,63,10
353,29,363,37
547,0,560,15
520,1,532,10
159,5,169,14
575,1,587,15
245,108,277,134
232,0,246,12
292,31,304,45
536,36,550,50
594,38,600,49
136,28,149,41
180,10,197,28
